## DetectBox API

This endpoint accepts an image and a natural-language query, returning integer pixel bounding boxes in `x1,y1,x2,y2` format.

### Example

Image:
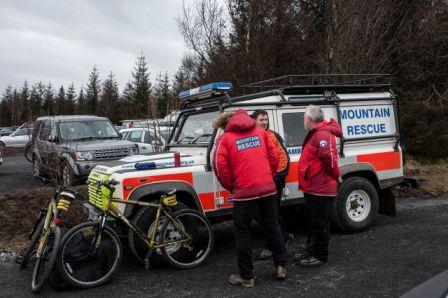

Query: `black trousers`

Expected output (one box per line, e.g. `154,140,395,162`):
304,193,335,262
233,195,287,279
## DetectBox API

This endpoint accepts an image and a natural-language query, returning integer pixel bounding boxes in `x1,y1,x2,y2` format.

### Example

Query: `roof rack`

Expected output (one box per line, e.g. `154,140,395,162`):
179,74,392,110
241,74,391,93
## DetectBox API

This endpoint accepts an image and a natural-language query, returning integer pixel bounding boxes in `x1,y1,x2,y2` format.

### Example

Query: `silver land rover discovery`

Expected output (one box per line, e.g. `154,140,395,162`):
31,115,138,186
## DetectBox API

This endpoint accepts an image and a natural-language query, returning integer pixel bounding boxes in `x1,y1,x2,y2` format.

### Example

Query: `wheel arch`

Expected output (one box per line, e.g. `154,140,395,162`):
340,163,380,190
124,181,202,218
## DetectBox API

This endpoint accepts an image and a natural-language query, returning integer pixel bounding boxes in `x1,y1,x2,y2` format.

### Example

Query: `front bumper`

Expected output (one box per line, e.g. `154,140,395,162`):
74,160,117,176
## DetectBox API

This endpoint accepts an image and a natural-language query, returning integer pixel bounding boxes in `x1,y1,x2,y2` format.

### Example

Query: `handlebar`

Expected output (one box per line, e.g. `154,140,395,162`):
36,176,86,200
94,180,119,192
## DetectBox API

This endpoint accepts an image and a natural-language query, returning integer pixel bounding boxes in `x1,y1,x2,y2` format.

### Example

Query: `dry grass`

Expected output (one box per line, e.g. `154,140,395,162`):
400,157,448,197
0,186,88,253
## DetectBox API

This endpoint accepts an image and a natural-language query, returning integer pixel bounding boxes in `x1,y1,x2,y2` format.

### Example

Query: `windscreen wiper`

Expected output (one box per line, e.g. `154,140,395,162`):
191,133,212,144
176,136,194,144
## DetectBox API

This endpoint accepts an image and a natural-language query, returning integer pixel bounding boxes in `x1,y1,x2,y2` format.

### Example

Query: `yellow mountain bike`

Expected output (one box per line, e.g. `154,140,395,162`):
56,180,214,289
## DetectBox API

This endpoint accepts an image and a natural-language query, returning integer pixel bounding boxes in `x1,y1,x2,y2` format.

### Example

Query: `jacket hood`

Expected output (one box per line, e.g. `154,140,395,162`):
225,109,255,132
315,118,343,137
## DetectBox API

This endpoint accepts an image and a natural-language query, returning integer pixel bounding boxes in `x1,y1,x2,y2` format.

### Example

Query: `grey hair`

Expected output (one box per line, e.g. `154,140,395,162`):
304,105,324,122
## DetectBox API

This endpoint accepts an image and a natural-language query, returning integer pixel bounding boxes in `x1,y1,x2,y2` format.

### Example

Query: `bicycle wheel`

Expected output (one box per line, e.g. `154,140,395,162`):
57,222,122,289
160,209,214,269
31,226,61,293
129,203,187,267
20,219,44,269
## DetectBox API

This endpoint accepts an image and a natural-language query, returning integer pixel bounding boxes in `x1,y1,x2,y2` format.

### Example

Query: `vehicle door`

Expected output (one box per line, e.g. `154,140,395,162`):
141,130,158,153
36,120,50,163
128,129,146,153
275,108,307,200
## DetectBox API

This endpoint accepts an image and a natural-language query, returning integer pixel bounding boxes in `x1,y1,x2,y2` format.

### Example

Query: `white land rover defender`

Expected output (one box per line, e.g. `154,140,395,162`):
84,74,403,235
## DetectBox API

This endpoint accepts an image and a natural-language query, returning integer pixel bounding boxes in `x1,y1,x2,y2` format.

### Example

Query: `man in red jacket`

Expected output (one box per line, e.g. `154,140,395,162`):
213,109,287,287
296,105,343,267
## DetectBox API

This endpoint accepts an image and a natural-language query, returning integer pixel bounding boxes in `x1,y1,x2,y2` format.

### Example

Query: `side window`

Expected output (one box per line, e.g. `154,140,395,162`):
129,130,143,142
143,131,156,144
38,121,50,141
14,129,28,136
282,112,307,147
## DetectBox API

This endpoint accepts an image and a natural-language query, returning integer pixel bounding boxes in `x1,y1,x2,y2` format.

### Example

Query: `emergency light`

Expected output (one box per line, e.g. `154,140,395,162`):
179,82,233,100
135,162,157,170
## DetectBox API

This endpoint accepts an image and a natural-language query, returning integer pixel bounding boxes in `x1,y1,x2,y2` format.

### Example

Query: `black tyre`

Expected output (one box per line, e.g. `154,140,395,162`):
31,226,61,293
160,209,214,269
57,222,122,289
33,159,43,179
60,161,74,187
331,176,379,233
20,219,44,269
128,202,187,267
24,143,33,163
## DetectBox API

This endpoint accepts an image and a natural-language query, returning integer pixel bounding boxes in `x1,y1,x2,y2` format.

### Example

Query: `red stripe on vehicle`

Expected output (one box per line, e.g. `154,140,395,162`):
356,151,401,171
123,173,194,199
286,161,299,183
198,192,216,211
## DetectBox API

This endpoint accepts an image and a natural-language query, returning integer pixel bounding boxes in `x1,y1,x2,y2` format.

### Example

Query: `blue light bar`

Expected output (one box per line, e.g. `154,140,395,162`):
179,82,233,100
135,162,157,170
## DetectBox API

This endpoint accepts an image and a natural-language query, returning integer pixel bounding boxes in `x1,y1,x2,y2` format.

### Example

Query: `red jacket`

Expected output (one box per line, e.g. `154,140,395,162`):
213,109,279,201
298,118,343,196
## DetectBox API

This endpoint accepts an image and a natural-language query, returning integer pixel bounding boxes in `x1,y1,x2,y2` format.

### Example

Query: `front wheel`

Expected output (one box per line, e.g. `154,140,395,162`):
60,162,74,187
160,209,214,269
31,226,61,293
57,222,122,289
20,219,44,269
331,176,379,233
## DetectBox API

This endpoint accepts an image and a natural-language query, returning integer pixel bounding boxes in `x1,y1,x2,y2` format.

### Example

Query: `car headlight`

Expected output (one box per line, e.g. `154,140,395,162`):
75,151,94,161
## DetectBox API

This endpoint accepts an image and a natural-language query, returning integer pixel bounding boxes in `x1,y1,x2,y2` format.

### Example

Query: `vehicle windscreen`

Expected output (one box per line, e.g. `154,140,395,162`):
59,120,119,141
174,111,218,144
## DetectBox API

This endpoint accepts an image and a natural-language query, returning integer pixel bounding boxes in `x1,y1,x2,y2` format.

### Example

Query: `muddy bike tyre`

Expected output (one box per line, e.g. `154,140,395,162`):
57,222,122,289
20,219,44,269
128,203,187,267
31,226,61,293
160,209,214,269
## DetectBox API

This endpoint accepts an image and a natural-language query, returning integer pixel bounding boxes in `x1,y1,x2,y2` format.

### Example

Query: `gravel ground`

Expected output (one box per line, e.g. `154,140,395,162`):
1,197,448,297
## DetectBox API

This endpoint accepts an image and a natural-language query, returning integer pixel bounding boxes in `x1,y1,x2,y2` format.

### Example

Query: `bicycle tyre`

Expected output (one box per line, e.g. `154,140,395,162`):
31,226,61,293
160,209,214,269
57,222,122,289
128,203,187,267
20,219,44,269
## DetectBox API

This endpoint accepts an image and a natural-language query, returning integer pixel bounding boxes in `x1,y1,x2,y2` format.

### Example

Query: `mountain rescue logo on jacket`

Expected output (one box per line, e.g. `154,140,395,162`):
235,136,261,151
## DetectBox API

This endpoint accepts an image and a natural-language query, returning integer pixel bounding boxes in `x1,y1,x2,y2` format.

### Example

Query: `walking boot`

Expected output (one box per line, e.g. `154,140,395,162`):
275,266,286,280
228,274,255,288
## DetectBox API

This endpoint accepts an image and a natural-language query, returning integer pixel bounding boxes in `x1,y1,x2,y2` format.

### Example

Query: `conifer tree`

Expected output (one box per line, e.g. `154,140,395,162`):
76,86,86,114
66,83,76,115
86,66,101,115
131,55,152,119
100,72,120,123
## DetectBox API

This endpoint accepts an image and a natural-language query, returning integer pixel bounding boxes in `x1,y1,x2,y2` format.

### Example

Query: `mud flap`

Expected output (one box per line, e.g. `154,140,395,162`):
378,188,396,217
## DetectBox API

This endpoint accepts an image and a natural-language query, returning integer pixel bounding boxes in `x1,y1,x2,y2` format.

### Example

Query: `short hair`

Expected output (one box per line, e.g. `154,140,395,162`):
304,105,324,122
212,112,234,130
251,109,268,120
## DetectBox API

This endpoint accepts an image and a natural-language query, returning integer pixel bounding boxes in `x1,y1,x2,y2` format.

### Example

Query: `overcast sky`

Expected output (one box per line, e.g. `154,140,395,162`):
0,0,188,93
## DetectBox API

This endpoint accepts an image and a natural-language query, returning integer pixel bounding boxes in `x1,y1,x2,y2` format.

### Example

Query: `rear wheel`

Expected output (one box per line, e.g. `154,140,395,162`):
331,177,379,233
160,209,214,269
57,222,122,289
31,226,61,293
24,143,33,162
129,202,187,267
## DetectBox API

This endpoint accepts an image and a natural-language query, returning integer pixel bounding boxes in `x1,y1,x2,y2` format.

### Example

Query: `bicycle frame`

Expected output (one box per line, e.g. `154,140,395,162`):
36,197,58,257
97,193,192,250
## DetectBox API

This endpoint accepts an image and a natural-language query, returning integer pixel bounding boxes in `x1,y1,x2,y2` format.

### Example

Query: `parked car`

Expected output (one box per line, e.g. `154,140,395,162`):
31,115,138,186
0,128,33,147
118,127,165,154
